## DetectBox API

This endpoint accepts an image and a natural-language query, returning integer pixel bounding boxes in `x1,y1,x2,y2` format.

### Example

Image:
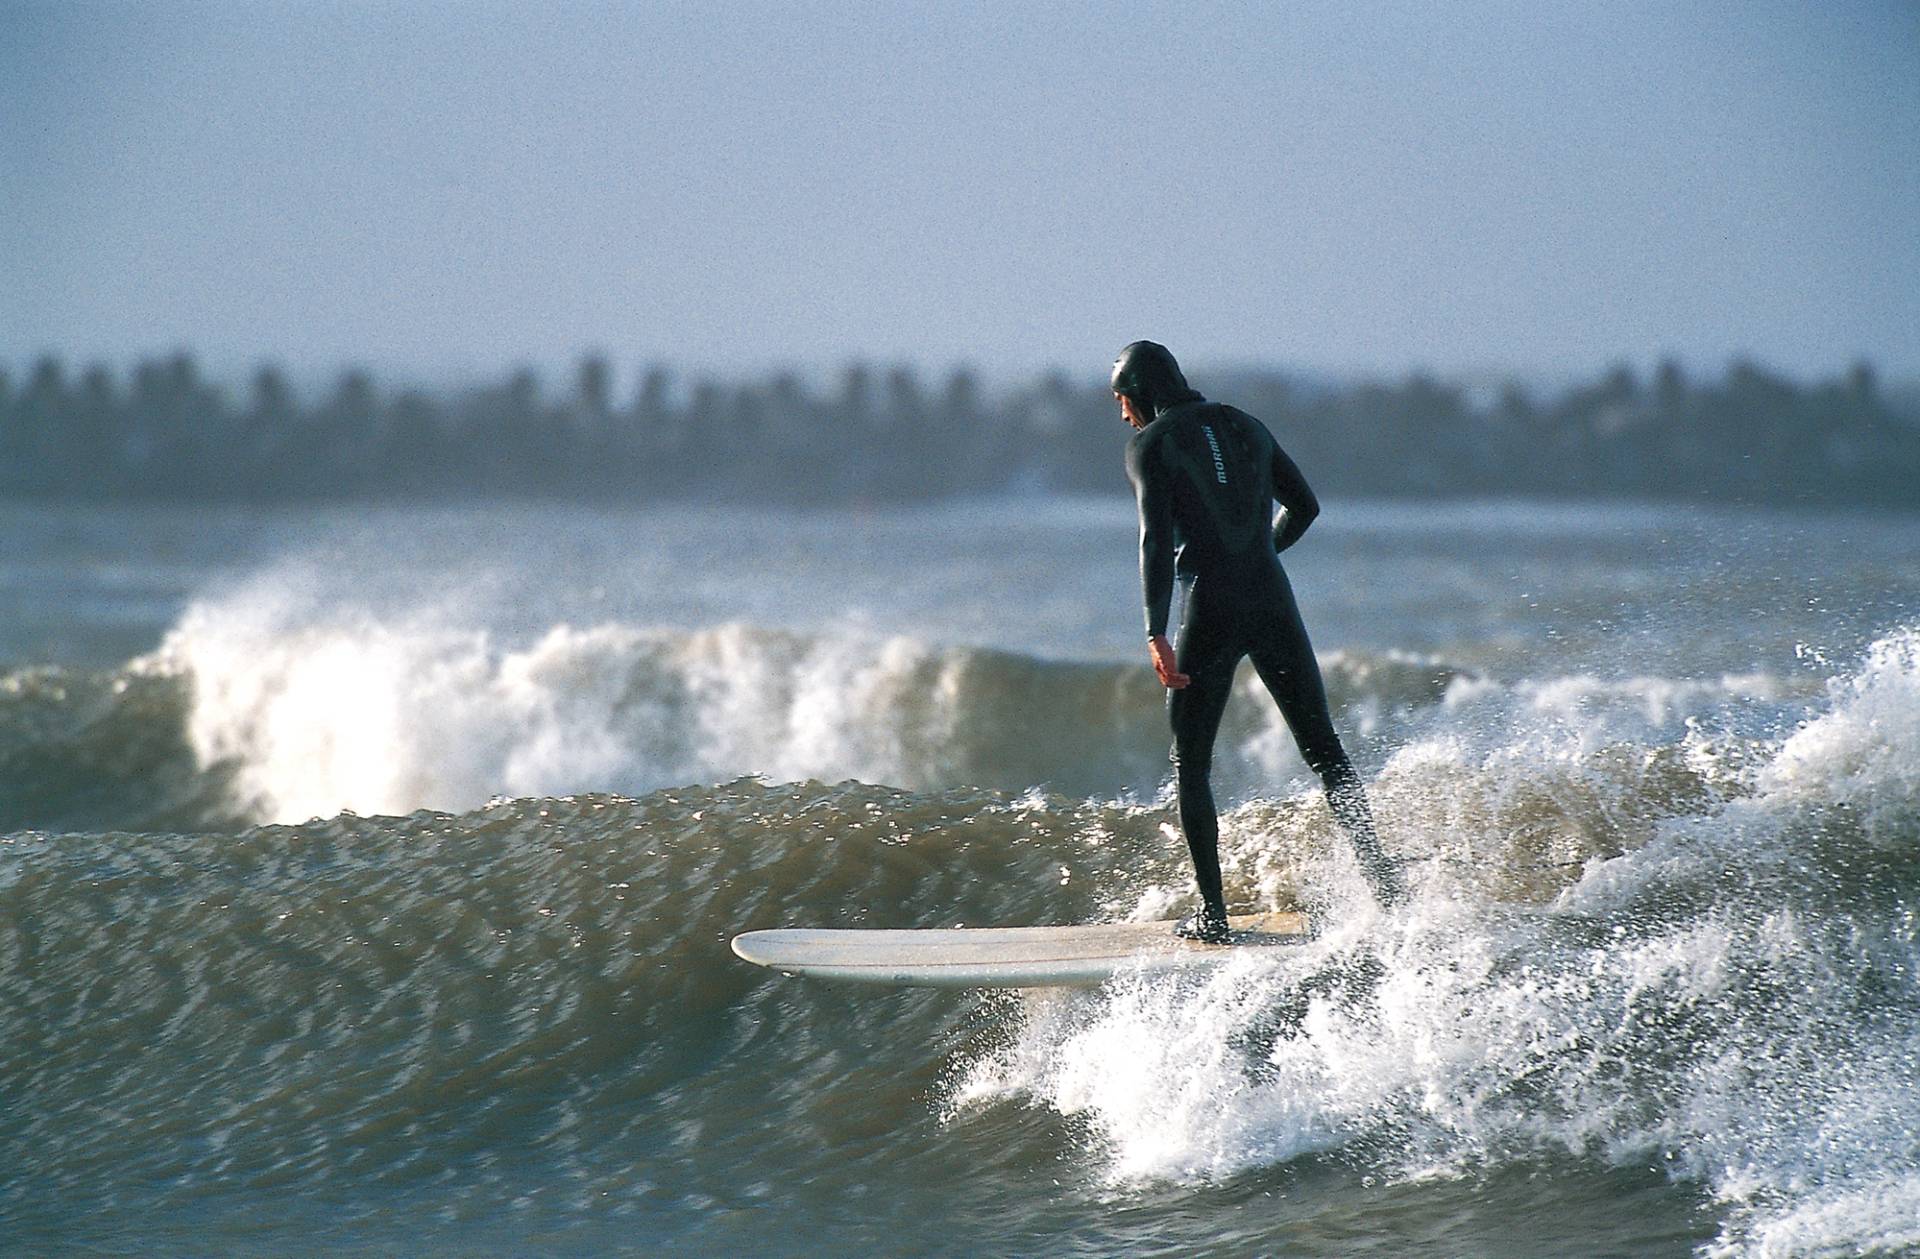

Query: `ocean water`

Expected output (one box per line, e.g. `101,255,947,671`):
3,495,1919,1257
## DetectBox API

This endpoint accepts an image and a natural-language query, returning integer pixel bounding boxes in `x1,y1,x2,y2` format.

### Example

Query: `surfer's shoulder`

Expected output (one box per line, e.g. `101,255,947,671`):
1214,402,1278,450
1213,401,1264,431
1125,421,1168,472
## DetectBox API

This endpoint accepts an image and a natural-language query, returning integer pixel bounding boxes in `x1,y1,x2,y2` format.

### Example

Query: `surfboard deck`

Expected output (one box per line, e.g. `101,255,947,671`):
730,911,1309,988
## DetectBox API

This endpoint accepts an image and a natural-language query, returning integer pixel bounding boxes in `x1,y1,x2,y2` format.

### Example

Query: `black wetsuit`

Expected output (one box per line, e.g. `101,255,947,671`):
1125,398,1402,914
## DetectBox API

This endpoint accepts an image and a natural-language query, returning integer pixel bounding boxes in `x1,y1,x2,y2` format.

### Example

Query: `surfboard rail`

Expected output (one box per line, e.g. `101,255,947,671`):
730,911,1308,988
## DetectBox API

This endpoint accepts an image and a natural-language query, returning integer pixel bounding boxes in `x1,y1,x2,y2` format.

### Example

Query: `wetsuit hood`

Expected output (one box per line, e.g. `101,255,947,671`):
1111,341,1203,417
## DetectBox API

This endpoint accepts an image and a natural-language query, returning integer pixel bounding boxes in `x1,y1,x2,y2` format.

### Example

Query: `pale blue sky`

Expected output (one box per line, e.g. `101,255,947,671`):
4,0,1916,384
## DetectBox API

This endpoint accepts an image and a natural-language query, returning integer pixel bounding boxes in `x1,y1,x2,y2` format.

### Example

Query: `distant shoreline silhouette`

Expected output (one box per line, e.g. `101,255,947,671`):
2,353,1915,509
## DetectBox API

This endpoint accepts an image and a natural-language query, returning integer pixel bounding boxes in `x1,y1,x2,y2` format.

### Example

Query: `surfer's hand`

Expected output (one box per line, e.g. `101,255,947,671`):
1149,635,1189,689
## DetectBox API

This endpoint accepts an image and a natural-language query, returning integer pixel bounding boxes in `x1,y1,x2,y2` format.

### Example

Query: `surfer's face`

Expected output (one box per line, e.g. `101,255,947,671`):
1116,392,1149,431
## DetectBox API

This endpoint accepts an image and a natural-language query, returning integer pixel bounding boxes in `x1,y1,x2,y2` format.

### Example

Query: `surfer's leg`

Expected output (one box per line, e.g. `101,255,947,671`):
1169,594,1240,937
1247,594,1406,908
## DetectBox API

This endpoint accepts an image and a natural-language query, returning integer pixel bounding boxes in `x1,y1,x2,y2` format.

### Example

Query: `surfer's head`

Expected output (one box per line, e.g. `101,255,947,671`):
1110,341,1201,424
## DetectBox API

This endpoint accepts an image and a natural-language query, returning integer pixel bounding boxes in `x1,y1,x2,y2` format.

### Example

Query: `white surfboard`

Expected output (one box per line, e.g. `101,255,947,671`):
730,911,1308,989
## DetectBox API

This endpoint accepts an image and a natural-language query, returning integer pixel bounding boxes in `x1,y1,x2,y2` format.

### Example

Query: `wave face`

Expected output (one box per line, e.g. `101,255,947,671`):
0,781,1183,1254
5,628,1919,1256
0,661,245,834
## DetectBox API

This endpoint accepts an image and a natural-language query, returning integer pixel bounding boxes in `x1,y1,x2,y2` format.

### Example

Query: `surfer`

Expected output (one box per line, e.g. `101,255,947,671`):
1114,340,1405,941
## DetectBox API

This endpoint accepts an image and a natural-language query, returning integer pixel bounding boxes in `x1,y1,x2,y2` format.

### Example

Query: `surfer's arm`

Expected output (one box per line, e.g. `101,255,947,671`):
1126,431,1177,640
1270,439,1320,553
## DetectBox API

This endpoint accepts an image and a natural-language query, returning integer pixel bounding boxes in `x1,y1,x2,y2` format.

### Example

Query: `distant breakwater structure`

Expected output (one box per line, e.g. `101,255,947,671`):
2,353,1915,508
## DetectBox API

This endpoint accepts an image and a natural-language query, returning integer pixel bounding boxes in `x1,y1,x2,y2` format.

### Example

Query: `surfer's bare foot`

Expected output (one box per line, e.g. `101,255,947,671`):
1175,904,1231,944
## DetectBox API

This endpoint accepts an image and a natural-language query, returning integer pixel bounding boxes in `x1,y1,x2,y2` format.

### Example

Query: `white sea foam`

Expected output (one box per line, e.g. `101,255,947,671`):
160,592,968,821
1702,1173,1920,1259
1758,625,1920,833
955,625,1920,1258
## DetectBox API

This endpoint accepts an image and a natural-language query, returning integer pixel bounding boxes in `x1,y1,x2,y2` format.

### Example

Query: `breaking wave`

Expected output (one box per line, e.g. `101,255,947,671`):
8,597,1475,831
7,581,1830,835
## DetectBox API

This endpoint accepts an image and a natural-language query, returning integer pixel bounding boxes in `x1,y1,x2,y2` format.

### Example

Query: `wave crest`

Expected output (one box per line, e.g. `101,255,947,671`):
147,597,1472,826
